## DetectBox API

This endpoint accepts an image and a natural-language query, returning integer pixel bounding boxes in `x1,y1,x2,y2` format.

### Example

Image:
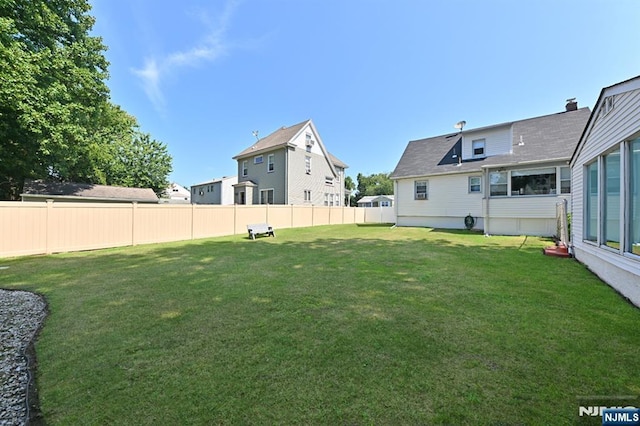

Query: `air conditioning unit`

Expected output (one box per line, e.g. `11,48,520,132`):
306,139,315,146
416,193,426,199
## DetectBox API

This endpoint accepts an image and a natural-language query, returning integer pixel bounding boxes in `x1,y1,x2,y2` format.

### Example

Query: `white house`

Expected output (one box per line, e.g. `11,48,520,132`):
191,176,238,205
357,195,394,207
570,75,640,307
161,183,191,203
391,102,590,236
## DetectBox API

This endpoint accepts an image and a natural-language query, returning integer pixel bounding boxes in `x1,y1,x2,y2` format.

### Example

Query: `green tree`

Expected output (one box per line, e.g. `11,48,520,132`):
344,175,356,206
355,172,393,201
0,0,172,199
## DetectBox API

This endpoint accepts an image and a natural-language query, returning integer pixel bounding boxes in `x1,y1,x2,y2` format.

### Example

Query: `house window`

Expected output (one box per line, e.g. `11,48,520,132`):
305,156,311,174
603,149,621,249
242,160,248,177
585,161,598,242
629,138,640,255
304,190,311,202
260,189,274,205
381,201,390,207
192,188,196,194
511,167,556,196
415,180,428,200
325,176,334,186
469,176,481,193
560,167,571,194
324,193,329,206
335,196,339,206
472,139,486,158
305,134,313,152
254,155,263,164
267,154,274,172
489,171,507,196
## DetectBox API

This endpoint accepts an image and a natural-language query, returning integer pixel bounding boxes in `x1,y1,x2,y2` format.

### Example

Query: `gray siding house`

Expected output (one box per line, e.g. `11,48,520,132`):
232,120,348,206
191,176,237,205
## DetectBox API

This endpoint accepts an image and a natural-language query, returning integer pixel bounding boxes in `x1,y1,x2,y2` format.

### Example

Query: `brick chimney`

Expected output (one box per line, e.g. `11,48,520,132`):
565,98,577,111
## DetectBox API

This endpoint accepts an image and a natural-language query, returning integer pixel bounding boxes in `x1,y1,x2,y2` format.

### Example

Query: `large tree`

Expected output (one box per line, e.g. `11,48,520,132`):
355,172,393,201
0,0,172,199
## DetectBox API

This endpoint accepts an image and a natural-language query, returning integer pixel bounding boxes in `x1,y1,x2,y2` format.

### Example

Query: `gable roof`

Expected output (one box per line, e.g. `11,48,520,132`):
232,119,347,173
233,120,309,159
391,107,591,179
21,180,159,203
570,75,640,166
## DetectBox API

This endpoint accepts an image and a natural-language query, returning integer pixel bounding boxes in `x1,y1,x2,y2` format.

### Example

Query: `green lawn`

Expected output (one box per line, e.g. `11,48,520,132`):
1,225,639,425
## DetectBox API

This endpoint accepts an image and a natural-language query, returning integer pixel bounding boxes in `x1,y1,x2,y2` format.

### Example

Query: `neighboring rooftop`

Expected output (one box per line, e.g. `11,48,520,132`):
391,107,591,179
233,119,348,168
21,180,159,203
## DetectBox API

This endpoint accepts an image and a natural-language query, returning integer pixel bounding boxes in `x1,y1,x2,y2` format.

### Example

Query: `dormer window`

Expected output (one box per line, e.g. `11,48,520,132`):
472,139,486,158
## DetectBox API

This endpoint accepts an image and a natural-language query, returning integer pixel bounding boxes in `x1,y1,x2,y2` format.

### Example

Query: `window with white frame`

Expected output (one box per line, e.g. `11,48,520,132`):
260,189,274,204
585,161,598,242
242,160,248,177
305,133,313,152
560,167,571,194
629,138,640,255
584,139,640,256
489,171,507,196
415,180,428,200
254,155,263,164
325,176,334,186
305,156,311,174
511,167,556,196
603,149,621,249
469,176,481,193
472,139,486,158
267,154,274,172
324,193,329,206
304,190,311,202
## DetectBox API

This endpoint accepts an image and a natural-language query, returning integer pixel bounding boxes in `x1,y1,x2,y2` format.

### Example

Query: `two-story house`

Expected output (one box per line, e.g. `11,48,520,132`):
391,101,590,236
232,119,348,206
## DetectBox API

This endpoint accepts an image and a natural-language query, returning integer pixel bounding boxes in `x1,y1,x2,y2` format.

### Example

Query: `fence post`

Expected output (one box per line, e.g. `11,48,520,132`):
191,203,195,240
131,202,138,246
234,203,237,235
45,199,53,255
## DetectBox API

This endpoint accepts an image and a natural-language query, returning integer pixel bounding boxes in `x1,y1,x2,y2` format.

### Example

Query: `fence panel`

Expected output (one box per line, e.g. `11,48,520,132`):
0,202,391,258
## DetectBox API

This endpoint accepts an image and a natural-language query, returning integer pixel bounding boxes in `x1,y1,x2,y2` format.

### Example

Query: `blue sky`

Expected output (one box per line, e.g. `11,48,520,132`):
90,0,640,188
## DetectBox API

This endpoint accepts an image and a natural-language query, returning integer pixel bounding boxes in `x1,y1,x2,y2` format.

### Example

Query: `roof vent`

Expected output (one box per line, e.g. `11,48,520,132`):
565,98,577,111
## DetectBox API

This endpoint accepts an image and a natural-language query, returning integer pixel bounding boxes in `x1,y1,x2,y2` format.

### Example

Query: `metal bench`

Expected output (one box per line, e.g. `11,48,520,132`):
247,223,275,240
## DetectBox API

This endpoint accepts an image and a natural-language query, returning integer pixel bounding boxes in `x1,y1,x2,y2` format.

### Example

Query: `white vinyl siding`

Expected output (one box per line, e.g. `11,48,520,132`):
462,126,511,159
570,79,640,307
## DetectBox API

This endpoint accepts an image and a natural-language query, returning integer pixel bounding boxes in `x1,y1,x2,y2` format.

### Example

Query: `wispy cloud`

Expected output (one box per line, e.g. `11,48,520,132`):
132,0,240,114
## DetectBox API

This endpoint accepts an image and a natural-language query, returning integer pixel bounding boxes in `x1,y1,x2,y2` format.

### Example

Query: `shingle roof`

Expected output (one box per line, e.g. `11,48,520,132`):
21,180,159,202
391,107,591,179
233,119,347,169
233,120,310,159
